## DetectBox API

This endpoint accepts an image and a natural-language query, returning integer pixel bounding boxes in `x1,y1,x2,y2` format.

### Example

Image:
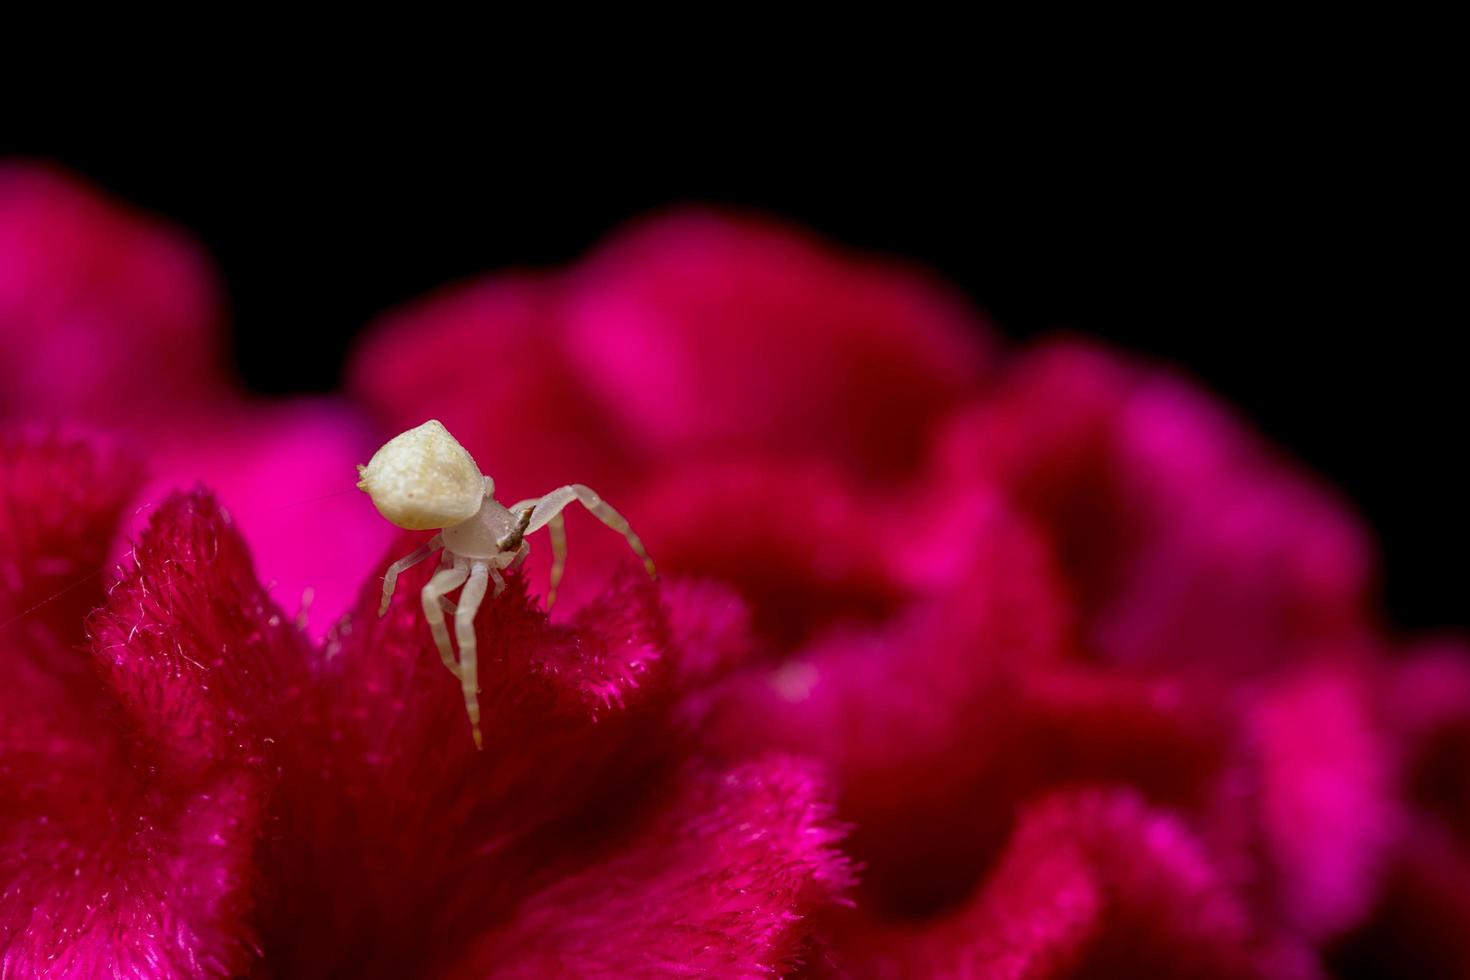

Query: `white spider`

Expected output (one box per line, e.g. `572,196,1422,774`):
357,420,657,748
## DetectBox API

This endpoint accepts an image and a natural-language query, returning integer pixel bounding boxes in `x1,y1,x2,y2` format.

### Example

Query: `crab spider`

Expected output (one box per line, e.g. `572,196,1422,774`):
357,420,657,748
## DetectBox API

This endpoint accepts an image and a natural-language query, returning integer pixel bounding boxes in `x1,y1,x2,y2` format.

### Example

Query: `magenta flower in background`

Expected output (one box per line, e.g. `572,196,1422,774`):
1,162,1467,978
0,165,392,637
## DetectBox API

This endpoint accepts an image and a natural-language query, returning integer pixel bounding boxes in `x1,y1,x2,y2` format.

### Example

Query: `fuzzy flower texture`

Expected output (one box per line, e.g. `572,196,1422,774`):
0,164,1466,980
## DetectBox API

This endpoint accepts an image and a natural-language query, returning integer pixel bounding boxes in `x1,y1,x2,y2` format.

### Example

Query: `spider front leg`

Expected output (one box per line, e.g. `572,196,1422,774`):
455,560,491,750
422,557,469,679
380,534,443,616
546,512,567,610
511,485,657,606
507,507,565,609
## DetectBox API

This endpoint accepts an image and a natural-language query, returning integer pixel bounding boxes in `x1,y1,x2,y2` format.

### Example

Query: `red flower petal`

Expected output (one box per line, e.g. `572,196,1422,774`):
88,490,313,780
564,209,994,476
1250,663,1397,939
637,459,908,648
1390,645,1470,844
701,490,1075,918
935,339,1374,674
1,436,141,815
816,790,1318,980
0,164,227,425
3,488,295,978
1326,647,1470,977
1331,821,1470,980
0,434,142,642
0,770,264,980
451,757,854,977
254,547,681,975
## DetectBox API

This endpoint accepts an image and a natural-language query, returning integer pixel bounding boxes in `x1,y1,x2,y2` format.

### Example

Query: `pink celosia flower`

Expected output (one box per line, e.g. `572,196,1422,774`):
340,206,1451,977
3,163,1466,977
0,439,852,976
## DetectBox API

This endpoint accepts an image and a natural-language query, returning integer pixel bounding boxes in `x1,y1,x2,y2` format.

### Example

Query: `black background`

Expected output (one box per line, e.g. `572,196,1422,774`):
16,126,1462,632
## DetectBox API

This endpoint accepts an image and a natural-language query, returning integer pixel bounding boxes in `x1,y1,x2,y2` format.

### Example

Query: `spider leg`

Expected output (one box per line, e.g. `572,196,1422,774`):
546,512,567,610
455,560,491,750
436,551,460,613
489,565,506,598
380,534,443,616
523,484,657,582
422,557,469,679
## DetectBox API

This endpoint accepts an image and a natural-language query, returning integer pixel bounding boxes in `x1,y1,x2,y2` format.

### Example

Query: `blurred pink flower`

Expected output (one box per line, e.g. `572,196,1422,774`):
2,162,1466,977
0,165,226,424
348,208,994,499
0,163,391,635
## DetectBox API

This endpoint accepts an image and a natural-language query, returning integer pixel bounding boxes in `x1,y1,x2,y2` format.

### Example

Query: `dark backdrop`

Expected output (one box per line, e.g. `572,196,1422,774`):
21,138,1462,632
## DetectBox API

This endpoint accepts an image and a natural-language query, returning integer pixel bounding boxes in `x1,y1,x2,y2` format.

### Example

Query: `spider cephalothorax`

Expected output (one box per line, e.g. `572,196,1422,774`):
358,420,657,747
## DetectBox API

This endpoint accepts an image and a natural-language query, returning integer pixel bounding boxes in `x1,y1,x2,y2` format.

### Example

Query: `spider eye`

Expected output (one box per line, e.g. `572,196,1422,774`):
357,420,486,530
483,475,495,498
